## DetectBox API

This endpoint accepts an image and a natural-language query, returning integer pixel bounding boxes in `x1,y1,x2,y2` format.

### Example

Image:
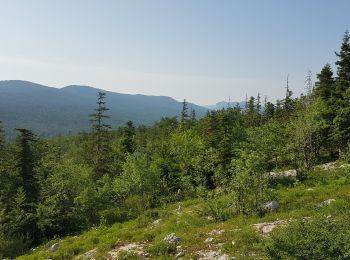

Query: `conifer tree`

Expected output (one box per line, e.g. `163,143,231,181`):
335,30,350,96
315,64,335,101
89,91,112,178
122,120,136,154
15,128,39,204
332,31,350,151
189,108,196,127
180,99,189,130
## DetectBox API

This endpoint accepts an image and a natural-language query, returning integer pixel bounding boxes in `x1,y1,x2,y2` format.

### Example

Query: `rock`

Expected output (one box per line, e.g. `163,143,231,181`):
262,201,279,212
151,219,162,227
76,248,97,259
231,240,235,246
252,220,288,235
205,237,214,243
197,250,231,260
108,242,148,259
319,199,336,206
207,229,225,236
317,162,337,171
164,233,181,244
269,169,297,178
48,243,59,252
176,251,185,259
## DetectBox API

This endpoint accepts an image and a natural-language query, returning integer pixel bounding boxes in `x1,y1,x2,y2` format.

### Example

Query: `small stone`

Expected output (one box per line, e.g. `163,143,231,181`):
231,240,235,246
252,220,288,235
164,233,181,244
151,219,162,226
207,229,225,236
176,251,185,259
205,237,214,243
262,201,279,212
307,188,314,191
48,243,59,252
319,199,336,206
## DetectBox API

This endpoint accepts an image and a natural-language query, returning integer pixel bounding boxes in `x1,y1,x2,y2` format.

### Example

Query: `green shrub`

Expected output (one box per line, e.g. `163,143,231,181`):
98,208,128,225
265,215,350,259
147,241,177,257
203,196,235,222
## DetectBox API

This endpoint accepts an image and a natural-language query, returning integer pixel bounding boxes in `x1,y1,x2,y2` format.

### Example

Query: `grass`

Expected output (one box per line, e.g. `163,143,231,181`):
17,165,350,259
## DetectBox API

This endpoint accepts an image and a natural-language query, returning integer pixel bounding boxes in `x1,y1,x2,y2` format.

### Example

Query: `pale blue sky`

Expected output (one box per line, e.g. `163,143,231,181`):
0,0,349,105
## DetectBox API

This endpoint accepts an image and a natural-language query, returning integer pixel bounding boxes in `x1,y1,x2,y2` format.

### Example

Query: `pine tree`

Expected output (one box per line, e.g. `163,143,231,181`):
335,30,350,96
332,31,350,152
122,121,136,154
264,101,275,120
89,91,112,178
189,108,196,127
180,99,189,130
315,64,335,101
15,129,39,205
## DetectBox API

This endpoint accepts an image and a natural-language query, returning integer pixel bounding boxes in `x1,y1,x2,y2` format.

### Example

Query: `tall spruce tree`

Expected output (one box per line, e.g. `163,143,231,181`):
15,128,39,204
122,121,136,154
315,64,335,101
89,91,112,178
332,31,350,151
180,99,189,130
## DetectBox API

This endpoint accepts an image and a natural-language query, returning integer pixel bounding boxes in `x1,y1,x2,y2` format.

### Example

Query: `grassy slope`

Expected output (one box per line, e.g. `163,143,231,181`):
17,165,350,259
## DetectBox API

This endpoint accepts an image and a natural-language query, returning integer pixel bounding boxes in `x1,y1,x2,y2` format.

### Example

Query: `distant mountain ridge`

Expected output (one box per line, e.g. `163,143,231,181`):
0,80,208,137
204,101,245,110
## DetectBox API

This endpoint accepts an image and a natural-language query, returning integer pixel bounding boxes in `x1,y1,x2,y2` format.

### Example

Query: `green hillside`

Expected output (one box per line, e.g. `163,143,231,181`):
17,164,350,259
1,31,350,260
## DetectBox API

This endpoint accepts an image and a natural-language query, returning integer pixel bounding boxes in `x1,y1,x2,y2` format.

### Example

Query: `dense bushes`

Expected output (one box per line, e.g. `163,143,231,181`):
266,215,350,259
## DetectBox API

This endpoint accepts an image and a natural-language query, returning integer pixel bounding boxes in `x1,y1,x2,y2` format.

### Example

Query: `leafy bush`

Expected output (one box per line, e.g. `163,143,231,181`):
202,196,235,221
265,215,350,259
147,241,177,257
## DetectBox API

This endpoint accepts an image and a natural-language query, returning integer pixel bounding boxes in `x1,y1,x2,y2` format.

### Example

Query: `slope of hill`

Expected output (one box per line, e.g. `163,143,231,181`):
0,80,208,137
17,163,350,259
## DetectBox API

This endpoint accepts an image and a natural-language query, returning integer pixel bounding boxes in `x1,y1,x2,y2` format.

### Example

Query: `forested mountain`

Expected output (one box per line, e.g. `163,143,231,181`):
0,80,208,137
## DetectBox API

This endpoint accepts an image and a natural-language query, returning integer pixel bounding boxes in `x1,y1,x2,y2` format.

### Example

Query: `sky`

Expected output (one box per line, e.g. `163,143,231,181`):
0,0,349,105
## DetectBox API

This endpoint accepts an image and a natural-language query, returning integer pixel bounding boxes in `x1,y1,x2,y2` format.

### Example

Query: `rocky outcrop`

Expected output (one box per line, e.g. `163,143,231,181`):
48,243,59,252
252,220,289,235
76,248,97,260
196,250,232,260
164,233,181,244
269,169,297,178
262,201,279,212
319,199,336,206
108,242,149,259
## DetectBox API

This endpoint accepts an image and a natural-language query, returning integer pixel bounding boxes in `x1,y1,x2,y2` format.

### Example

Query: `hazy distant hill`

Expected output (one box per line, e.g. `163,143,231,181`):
205,101,245,110
0,80,208,137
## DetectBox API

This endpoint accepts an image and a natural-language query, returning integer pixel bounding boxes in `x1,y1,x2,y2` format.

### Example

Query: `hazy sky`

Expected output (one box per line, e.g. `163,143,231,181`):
0,0,349,105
